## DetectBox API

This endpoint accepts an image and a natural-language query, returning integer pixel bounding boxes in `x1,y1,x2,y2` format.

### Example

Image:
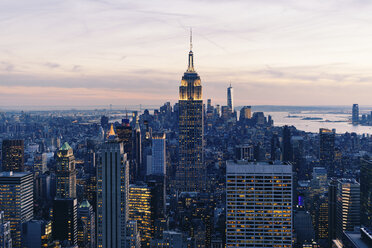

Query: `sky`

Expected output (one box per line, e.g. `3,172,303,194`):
1,0,372,108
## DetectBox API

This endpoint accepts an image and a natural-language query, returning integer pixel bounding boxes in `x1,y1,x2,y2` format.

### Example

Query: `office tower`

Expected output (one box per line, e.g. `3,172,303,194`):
97,126,129,248
150,231,184,248
0,172,33,248
239,106,252,121
282,125,292,162
226,161,292,248
129,183,152,247
151,133,166,175
116,123,133,158
319,128,335,176
22,220,52,248
134,116,142,181
207,99,212,112
1,140,24,172
294,209,314,246
0,211,12,248
55,142,77,198
147,175,166,219
291,136,305,179
126,220,141,248
352,104,359,125
227,84,233,112
78,200,95,248
360,159,372,228
52,198,77,245
335,179,360,242
177,32,205,192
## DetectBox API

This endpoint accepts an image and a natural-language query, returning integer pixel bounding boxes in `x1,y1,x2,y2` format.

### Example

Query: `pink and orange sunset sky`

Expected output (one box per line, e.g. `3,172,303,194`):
1,0,372,108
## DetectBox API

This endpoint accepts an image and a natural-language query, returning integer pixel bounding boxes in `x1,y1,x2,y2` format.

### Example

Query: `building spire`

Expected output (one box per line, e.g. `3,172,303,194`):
187,28,195,72
190,28,193,51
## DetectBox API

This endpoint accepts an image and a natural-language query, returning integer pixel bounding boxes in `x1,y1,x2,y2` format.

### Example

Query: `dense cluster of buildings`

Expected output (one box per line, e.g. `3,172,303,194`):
0,41,371,248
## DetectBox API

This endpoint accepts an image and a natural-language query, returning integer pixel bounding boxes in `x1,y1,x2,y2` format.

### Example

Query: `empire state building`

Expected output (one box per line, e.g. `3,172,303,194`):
176,33,205,192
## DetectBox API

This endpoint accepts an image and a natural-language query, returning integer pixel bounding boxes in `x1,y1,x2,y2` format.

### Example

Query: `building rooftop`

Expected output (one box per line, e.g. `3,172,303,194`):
226,160,292,174
0,171,31,178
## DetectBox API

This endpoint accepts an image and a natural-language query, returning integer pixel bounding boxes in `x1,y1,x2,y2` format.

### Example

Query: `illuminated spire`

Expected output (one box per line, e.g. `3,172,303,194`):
108,124,116,136
187,28,195,72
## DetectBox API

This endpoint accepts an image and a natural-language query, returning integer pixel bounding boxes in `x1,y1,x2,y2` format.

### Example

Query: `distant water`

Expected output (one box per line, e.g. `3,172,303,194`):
266,111,372,135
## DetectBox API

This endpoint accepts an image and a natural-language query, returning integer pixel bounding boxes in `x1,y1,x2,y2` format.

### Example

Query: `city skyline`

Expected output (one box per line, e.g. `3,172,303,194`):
2,1,372,107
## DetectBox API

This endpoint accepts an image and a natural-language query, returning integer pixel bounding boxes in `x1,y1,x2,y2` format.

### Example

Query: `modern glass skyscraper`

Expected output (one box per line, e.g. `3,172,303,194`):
1,140,24,172
0,172,33,248
97,126,129,248
55,142,77,198
227,84,234,112
151,133,166,175
226,161,293,248
177,33,205,192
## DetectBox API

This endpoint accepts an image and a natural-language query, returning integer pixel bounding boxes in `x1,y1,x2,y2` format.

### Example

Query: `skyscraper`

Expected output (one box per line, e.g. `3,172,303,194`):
319,128,335,176
55,142,76,198
226,161,293,248
352,104,359,125
129,183,152,247
52,198,77,245
282,125,292,162
1,140,24,172
177,32,205,192
97,126,129,248
227,84,234,112
360,159,372,228
151,133,166,175
335,179,360,242
0,172,33,248
78,200,95,248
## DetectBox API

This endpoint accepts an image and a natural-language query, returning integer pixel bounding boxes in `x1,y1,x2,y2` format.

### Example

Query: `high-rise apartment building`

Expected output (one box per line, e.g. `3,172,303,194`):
1,140,24,172
352,104,359,125
360,159,372,228
55,142,76,198
151,133,166,175
177,33,205,192
335,179,360,242
227,84,234,112
0,172,33,248
319,128,335,176
226,161,292,248
97,127,129,248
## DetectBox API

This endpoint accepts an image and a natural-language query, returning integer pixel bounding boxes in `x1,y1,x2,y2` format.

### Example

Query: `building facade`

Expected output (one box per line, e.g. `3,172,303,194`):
1,140,24,172
151,133,166,175
0,172,33,248
226,161,292,248
55,142,77,199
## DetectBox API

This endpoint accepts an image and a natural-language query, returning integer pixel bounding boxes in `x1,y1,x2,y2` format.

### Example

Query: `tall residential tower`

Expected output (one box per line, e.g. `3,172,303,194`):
177,32,205,192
